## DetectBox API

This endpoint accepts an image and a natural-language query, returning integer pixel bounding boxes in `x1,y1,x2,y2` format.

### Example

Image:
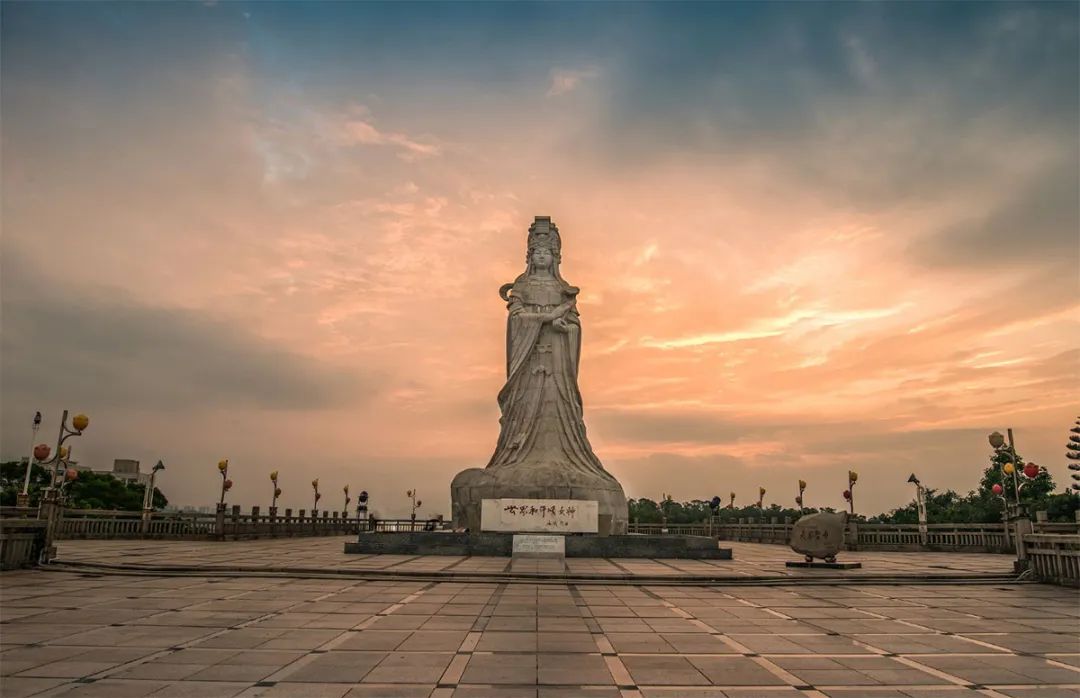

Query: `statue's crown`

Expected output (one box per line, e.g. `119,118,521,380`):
527,216,561,254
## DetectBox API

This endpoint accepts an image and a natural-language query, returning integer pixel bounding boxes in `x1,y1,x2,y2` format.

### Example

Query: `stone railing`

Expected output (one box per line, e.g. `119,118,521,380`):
0,518,47,569
1023,534,1080,587
626,518,1080,554
1,505,363,541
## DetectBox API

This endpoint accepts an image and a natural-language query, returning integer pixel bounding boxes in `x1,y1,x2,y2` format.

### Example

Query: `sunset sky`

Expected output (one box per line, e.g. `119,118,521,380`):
2,2,1077,517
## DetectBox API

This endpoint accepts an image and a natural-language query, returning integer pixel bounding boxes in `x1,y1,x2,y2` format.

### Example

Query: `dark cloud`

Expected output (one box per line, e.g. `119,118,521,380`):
0,251,368,412
910,158,1079,267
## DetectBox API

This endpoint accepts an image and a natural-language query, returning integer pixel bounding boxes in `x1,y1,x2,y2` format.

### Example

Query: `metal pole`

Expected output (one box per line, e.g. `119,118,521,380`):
21,413,41,497
1006,429,1021,507
916,484,928,547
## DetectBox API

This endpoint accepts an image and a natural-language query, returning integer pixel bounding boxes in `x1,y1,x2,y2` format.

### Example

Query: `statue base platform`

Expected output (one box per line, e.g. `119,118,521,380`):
785,560,862,570
345,532,732,559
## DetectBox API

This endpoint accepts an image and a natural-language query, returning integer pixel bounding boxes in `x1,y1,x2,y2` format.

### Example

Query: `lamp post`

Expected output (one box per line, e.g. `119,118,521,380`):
795,480,806,513
406,489,421,526
844,471,858,514
757,487,766,509
18,411,43,507
36,410,90,562
343,485,351,520
270,471,281,509
1068,417,1080,492
728,491,736,509
907,473,928,546
143,460,165,511
357,489,369,534
139,460,165,535
218,459,232,505
312,479,322,518
988,429,1045,571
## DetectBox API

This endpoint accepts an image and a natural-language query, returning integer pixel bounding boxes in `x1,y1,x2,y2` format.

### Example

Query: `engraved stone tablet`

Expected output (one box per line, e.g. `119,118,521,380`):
790,511,846,561
512,534,565,558
481,498,598,533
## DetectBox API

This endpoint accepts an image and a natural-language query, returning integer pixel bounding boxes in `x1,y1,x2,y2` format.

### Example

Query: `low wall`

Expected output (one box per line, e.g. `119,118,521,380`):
626,520,1073,554
0,519,46,569
345,532,732,559
1024,534,1080,587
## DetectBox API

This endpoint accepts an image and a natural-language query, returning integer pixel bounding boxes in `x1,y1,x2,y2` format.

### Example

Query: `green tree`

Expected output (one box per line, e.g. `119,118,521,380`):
64,471,168,510
0,460,50,506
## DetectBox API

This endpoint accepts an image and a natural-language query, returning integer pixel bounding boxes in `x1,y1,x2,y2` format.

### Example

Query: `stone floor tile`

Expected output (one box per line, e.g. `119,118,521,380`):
537,653,613,685
338,630,413,650
363,651,454,683
346,686,435,697
686,656,789,686
622,655,710,685
149,680,252,697
279,651,386,683
0,676,70,698
452,687,537,697
459,653,537,684
248,683,352,698
476,632,537,652
399,630,469,652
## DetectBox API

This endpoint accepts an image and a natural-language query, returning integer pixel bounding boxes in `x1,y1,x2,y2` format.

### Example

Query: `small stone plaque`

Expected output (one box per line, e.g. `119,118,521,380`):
512,534,565,559
481,498,598,533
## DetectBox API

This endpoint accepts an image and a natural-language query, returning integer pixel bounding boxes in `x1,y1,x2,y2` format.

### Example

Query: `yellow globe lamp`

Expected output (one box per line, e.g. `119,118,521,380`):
270,470,279,482
798,479,807,490
59,446,69,459
218,459,228,472
848,470,859,483
72,414,90,432
1003,462,1015,475
311,478,319,489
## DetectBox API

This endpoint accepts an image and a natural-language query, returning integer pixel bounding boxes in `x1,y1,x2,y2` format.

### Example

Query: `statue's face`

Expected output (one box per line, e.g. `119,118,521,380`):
531,247,553,270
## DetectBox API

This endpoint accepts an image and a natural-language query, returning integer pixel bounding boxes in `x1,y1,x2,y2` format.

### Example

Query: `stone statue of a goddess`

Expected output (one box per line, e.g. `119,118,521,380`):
451,216,629,534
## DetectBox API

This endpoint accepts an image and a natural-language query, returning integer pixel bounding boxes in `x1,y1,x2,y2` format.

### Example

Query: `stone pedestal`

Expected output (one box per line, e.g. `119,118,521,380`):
452,466,627,535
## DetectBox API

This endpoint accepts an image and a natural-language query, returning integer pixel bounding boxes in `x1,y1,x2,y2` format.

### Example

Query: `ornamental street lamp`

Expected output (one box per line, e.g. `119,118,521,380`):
143,460,165,512
907,473,928,546
35,410,89,562
218,459,232,505
312,478,322,515
1069,416,1080,491
33,411,90,492
357,489,370,533
406,489,421,524
844,471,858,514
728,491,736,509
343,485,351,516
18,411,43,507
795,480,807,513
270,471,281,509
757,487,766,509
987,429,1045,570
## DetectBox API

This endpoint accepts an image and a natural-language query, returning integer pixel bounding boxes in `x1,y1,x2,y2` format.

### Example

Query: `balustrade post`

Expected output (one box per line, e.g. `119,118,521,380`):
39,490,62,563
845,519,859,551
285,508,293,536
231,504,241,539
215,502,227,540
251,506,260,536
269,506,278,537
1013,513,1032,573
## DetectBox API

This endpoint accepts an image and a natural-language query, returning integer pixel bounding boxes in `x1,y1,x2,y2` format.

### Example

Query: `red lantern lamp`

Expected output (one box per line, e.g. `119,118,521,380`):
842,490,851,500
33,444,51,461
223,479,234,491
1023,463,1040,479
65,468,78,481
991,483,1003,495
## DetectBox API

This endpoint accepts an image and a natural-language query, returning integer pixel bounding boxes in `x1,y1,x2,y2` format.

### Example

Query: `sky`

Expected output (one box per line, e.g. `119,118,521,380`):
2,2,1077,518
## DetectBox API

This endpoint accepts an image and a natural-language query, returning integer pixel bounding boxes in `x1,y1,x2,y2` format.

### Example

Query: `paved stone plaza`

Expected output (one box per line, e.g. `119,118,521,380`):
2,538,1078,697
47,538,1015,580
